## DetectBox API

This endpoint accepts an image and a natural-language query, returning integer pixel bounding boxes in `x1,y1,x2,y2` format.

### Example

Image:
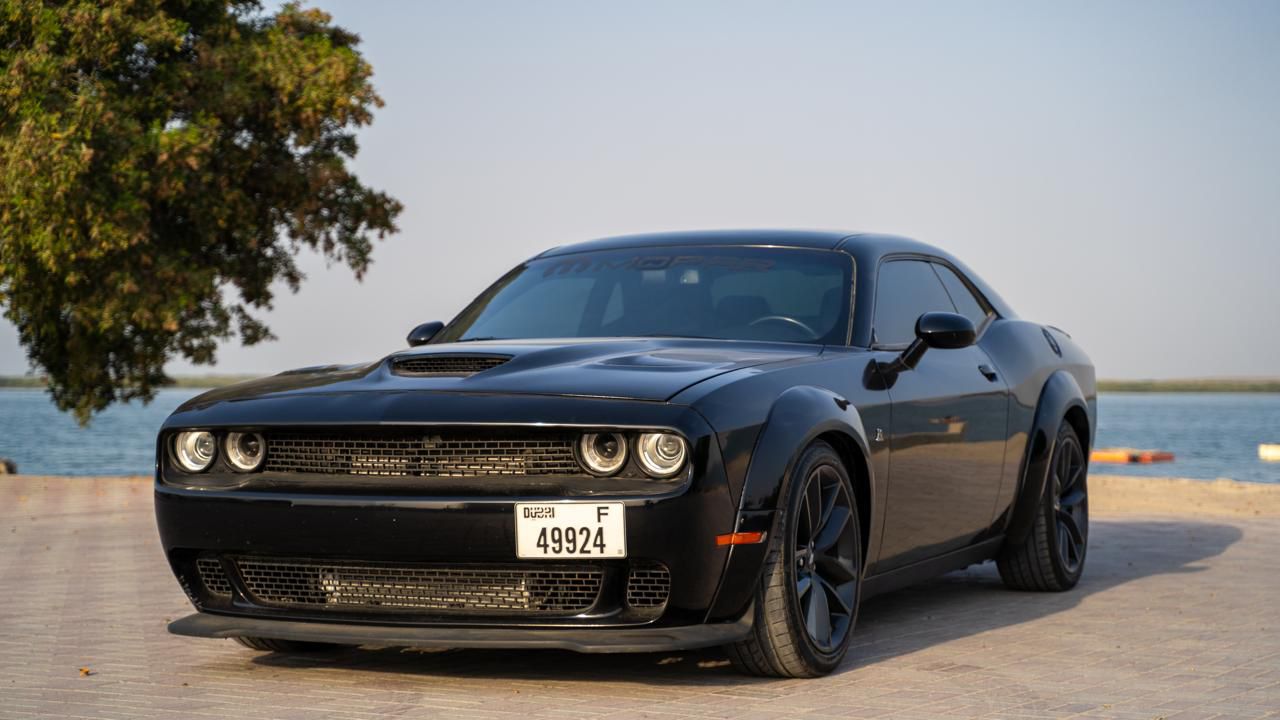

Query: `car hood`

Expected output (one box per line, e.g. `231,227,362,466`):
179,338,823,410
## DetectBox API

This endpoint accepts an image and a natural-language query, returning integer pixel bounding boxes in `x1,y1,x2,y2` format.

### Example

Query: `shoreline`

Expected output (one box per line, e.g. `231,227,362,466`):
7,473,1279,518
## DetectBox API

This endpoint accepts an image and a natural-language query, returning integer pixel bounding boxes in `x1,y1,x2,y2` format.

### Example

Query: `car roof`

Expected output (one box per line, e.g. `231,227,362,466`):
536,229,952,259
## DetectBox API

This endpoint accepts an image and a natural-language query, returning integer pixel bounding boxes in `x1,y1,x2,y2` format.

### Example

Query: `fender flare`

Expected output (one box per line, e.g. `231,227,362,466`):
1004,370,1089,544
738,385,872,512
705,385,873,620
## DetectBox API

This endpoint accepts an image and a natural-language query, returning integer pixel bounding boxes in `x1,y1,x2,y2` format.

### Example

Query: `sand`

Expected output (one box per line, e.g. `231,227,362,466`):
1089,473,1280,517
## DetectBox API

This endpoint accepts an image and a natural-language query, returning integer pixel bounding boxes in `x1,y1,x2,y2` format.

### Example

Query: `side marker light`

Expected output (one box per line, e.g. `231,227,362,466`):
715,531,767,546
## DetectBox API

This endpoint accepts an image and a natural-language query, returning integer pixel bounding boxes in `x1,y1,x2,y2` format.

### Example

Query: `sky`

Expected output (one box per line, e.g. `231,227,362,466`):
2,1,1278,380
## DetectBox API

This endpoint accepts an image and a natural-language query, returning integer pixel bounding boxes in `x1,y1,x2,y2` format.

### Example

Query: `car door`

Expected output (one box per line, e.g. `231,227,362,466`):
871,259,1009,571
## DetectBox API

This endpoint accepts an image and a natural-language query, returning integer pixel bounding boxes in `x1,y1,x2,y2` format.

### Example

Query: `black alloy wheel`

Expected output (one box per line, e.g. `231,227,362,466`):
1052,431,1088,574
792,463,859,652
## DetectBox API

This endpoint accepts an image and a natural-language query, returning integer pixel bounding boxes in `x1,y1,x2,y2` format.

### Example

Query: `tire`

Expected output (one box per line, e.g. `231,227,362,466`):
726,441,863,678
998,420,1089,591
233,636,347,653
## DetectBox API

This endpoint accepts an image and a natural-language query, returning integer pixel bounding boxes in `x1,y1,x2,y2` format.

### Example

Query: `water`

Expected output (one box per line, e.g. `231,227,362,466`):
1094,393,1280,484
0,388,202,476
0,388,1277,482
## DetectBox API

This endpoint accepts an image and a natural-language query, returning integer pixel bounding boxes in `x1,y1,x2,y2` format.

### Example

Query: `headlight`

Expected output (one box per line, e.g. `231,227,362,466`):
578,432,627,476
224,432,266,472
636,432,687,478
173,431,216,472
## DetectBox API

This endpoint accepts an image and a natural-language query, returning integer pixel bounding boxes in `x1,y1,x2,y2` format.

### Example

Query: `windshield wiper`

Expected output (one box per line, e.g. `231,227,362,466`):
454,336,505,342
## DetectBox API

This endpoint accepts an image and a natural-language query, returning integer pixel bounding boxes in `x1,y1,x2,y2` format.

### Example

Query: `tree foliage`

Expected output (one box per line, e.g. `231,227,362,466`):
0,0,401,423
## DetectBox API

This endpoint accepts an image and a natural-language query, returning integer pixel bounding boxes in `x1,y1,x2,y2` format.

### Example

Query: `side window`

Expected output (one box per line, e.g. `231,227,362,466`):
933,263,991,328
873,260,957,346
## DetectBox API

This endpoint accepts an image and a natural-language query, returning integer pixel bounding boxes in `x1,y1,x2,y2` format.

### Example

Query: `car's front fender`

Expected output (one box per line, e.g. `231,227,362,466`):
704,385,872,621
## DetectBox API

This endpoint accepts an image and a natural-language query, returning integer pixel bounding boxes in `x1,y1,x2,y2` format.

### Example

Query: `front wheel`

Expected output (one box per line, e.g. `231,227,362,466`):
998,420,1089,591
726,441,862,677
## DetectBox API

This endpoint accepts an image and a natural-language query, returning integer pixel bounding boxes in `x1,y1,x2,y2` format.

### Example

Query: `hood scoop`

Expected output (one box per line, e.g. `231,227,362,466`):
391,354,511,377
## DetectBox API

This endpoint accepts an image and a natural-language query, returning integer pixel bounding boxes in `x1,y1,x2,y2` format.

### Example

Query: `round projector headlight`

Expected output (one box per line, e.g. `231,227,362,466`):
173,431,216,472
224,432,266,472
578,432,627,476
636,433,688,478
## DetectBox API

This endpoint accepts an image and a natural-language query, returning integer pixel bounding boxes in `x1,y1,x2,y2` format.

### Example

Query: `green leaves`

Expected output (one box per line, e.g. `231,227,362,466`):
0,0,401,424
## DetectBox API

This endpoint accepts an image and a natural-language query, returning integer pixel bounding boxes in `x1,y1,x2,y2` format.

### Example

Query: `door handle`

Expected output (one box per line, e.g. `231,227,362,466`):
978,364,999,382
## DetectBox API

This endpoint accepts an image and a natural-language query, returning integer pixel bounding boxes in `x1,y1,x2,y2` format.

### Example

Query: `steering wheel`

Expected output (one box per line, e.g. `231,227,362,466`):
748,315,820,341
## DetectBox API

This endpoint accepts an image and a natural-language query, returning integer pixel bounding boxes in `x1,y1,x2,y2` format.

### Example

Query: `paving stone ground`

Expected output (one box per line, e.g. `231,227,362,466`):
2,476,1278,720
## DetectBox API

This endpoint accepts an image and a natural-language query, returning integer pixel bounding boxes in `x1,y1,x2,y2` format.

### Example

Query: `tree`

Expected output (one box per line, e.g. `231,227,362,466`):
0,0,402,423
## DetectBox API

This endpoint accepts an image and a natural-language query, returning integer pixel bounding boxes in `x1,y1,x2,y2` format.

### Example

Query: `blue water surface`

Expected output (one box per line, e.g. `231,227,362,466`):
1094,392,1280,483
0,388,202,476
1,388,1277,481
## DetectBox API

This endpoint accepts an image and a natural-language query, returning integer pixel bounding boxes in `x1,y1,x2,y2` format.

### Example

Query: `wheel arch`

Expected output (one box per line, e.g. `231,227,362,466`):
736,386,870,499
1063,403,1092,454
704,385,875,621
814,429,873,572
1005,370,1090,544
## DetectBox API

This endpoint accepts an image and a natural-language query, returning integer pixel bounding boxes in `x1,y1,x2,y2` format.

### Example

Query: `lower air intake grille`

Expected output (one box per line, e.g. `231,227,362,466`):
197,558,232,596
234,558,604,615
626,563,671,609
392,355,510,376
262,429,581,477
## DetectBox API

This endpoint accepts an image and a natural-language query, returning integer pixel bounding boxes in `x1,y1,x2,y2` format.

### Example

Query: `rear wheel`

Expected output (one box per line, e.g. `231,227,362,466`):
726,441,862,677
998,420,1089,591
233,636,347,653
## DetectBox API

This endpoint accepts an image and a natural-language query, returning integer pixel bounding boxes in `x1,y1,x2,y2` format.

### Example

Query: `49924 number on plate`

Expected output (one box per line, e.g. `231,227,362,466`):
515,502,626,559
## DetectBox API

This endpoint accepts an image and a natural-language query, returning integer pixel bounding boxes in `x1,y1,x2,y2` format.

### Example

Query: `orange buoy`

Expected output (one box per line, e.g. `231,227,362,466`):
1090,448,1174,464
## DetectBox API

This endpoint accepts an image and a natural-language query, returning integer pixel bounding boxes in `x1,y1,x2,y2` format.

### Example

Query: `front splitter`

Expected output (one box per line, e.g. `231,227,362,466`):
169,610,752,654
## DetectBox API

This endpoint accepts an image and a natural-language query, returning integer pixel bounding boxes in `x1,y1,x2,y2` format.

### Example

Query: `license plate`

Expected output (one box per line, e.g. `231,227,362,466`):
515,502,626,559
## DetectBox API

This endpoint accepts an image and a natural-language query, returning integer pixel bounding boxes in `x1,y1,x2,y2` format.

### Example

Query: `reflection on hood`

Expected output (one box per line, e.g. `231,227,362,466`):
178,338,824,411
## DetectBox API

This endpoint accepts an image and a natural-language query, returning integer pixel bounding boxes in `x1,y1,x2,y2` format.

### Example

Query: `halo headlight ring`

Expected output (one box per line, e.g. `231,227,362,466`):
224,431,267,472
172,430,217,473
636,432,688,478
577,432,628,476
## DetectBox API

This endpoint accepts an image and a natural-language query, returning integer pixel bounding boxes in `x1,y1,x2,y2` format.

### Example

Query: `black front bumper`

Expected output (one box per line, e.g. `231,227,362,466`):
155,395,760,640
169,608,753,653
157,483,737,628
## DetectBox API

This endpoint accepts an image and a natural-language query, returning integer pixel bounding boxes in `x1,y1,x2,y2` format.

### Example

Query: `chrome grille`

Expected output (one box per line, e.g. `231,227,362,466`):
626,563,671,609
262,429,581,477
392,355,510,376
197,558,232,596
234,558,603,615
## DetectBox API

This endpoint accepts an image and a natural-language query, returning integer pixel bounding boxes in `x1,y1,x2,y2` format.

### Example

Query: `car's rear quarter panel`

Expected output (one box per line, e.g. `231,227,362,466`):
978,319,1097,526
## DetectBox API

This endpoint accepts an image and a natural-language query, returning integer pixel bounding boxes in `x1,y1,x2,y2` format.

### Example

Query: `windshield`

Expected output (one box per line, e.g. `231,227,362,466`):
436,246,853,345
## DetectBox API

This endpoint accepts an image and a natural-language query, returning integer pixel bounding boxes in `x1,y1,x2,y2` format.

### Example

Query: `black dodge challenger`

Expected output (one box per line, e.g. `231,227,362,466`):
158,230,1095,677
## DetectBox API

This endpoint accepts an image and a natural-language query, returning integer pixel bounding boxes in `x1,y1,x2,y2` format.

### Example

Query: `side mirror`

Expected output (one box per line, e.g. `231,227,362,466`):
881,312,976,374
406,321,444,347
915,311,976,350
